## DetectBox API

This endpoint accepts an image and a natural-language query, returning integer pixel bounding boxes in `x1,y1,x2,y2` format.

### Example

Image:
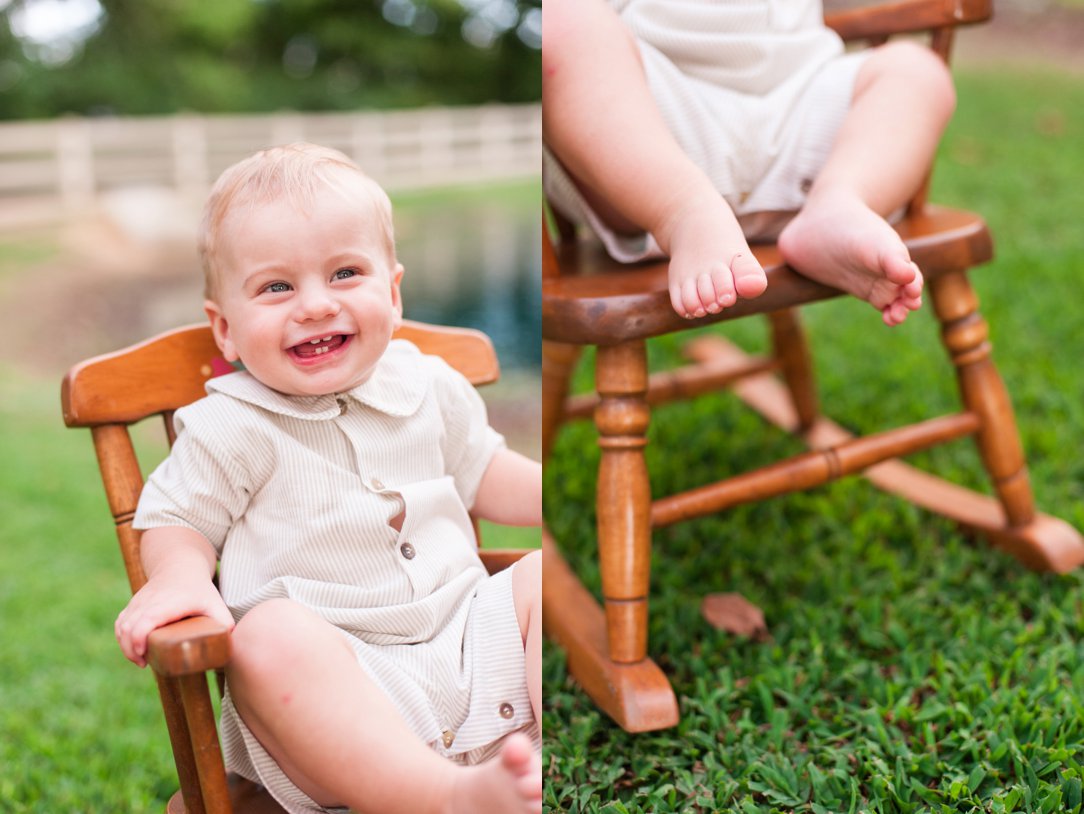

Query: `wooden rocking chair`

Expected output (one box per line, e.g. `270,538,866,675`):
61,320,528,814
541,0,1084,733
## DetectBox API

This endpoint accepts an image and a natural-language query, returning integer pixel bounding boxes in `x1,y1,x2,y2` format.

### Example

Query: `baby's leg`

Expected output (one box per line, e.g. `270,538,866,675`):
544,0,767,318
778,41,956,325
226,599,542,814
511,549,542,724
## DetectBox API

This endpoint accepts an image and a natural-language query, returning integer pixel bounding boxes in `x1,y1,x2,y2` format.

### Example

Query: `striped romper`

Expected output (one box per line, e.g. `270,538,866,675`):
134,339,538,813
543,0,871,262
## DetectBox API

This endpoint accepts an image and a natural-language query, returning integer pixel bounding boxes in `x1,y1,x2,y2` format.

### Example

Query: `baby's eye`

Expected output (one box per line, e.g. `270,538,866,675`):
263,281,291,294
334,268,358,280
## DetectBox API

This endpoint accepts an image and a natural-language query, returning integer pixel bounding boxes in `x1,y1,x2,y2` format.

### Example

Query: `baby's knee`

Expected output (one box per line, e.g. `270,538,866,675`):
867,41,956,119
230,598,315,674
542,0,638,75
512,550,541,599
511,550,542,633
509,548,539,593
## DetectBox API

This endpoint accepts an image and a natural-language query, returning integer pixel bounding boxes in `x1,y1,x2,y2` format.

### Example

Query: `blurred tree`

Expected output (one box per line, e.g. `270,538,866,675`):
0,0,540,118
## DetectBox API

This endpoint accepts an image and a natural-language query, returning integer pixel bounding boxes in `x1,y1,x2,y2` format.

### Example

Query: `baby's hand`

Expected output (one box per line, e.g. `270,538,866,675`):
115,575,234,668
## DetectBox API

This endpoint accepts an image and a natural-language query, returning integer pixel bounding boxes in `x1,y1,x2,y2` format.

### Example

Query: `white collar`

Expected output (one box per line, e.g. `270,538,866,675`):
205,339,427,420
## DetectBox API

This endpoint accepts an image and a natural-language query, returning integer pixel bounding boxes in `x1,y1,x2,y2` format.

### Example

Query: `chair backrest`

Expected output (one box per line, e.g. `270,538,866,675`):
61,319,499,594
823,0,991,53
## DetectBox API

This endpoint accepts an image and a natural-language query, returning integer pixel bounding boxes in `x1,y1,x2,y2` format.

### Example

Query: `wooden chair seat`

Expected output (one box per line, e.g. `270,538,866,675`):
166,777,286,814
543,205,992,345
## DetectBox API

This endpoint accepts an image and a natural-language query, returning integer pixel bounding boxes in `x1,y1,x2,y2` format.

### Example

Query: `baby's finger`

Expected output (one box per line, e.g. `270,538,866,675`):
115,611,145,667
208,603,236,632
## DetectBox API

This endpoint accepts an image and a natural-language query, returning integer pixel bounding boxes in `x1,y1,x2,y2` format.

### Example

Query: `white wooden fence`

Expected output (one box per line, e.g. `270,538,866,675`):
0,104,540,229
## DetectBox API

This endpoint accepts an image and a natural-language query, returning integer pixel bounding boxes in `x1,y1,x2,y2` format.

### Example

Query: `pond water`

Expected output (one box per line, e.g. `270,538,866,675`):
392,183,541,374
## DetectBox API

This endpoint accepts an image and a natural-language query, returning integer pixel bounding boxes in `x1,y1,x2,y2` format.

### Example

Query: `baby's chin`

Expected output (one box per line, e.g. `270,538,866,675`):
262,369,377,398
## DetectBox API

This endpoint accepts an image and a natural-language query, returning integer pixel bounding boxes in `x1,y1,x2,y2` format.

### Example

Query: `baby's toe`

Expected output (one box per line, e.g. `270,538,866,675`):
883,301,910,326
681,278,706,318
901,266,924,299
868,284,898,312
731,253,768,298
697,273,722,314
881,251,918,287
708,265,736,312
500,733,536,773
669,284,690,318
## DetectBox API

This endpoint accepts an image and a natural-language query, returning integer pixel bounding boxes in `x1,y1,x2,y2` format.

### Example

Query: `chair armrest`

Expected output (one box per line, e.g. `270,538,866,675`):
147,615,232,677
825,0,991,42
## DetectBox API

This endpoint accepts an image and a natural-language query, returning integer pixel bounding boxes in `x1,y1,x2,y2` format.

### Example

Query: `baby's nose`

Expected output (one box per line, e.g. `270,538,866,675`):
296,287,340,320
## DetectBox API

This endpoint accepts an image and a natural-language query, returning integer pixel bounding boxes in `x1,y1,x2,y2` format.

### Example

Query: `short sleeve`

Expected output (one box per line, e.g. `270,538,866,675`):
431,358,506,510
133,400,257,555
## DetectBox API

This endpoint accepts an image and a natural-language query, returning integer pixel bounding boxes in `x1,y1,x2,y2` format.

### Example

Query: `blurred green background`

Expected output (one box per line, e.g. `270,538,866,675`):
0,0,541,117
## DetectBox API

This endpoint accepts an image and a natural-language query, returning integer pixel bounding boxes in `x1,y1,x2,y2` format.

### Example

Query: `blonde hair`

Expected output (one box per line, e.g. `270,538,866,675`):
198,143,395,299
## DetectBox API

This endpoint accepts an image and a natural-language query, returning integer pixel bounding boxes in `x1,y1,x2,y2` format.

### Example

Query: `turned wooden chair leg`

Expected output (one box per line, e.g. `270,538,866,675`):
930,269,1036,527
767,309,819,433
158,675,211,814
595,340,652,663
542,340,582,463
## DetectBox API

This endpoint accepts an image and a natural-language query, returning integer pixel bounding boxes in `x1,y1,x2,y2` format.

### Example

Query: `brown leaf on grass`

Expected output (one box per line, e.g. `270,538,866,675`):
700,593,770,642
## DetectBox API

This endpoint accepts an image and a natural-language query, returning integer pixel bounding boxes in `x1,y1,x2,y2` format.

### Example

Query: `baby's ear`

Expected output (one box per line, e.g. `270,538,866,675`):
204,300,239,361
390,263,405,326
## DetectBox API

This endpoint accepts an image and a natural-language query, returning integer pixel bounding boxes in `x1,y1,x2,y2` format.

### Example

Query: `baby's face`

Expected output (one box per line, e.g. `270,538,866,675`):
204,191,403,396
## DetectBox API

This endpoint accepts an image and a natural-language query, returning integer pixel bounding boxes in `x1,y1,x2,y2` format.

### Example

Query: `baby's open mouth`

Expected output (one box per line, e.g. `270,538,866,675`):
291,334,348,358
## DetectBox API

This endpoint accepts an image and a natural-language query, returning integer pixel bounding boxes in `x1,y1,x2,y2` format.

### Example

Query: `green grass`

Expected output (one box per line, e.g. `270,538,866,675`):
389,177,541,209
0,231,57,284
0,374,180,811
543,69,1084,812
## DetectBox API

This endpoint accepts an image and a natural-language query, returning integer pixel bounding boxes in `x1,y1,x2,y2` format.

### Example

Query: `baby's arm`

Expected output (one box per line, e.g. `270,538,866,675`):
115,526,234,668
471,448,542,526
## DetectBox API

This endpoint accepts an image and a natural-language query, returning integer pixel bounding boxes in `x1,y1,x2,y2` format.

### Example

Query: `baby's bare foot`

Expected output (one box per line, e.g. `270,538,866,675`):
444,734,542,814
778,191,923,326
664,203,768,319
